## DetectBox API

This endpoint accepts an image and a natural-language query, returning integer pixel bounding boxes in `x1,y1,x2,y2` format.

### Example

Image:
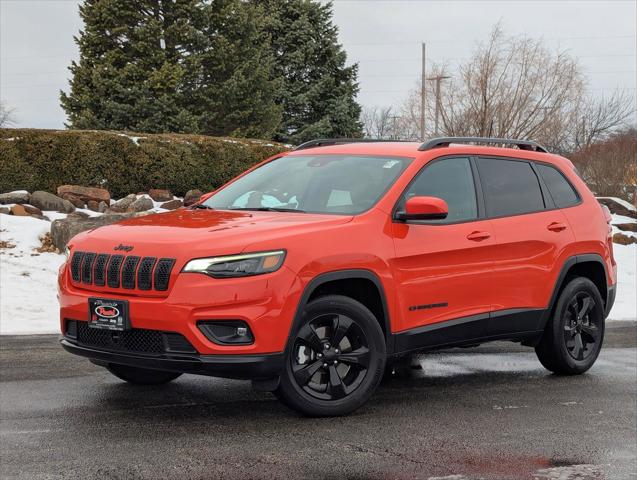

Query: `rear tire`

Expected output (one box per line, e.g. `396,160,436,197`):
106,363,182,385
275,295,386,416
535,277,605,375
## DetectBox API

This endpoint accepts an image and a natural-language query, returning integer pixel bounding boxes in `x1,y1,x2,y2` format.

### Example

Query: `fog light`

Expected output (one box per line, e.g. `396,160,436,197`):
197,320,254,345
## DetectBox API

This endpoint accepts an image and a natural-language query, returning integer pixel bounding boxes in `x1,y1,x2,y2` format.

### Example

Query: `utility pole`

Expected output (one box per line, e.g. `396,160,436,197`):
420,42,426,141
426,74,451,137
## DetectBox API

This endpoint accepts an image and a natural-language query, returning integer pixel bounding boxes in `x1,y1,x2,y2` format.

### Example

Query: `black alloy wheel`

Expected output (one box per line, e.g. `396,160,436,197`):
536,276,605,375
275,295,386,416
563,291,602,361
292,313,371,400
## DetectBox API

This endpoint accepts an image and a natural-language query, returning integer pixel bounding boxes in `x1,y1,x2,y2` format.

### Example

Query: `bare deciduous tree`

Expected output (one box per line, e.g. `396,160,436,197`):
380,25,635,152
0,101,17,128
571,128,637,199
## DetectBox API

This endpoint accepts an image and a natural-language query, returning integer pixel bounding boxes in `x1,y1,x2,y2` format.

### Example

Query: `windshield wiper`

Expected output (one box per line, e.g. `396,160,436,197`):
229,207,306,213
192,204,214,210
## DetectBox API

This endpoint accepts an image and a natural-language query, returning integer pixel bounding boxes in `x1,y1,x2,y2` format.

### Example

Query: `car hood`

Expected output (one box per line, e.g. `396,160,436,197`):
69,209,353,259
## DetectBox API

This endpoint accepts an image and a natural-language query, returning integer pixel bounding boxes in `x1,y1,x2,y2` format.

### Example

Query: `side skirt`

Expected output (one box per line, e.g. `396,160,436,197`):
393,308,546,355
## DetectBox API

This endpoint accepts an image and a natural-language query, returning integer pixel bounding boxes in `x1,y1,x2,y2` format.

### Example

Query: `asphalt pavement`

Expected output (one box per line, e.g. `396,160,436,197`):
1,322,636,480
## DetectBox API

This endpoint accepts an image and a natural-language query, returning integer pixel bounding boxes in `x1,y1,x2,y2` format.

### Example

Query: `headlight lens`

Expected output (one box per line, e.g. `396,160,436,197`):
182,250,286,278
64,246,71,260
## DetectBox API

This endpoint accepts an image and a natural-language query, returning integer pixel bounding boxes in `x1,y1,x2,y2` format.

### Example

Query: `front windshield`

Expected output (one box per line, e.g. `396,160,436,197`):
202,154,411,215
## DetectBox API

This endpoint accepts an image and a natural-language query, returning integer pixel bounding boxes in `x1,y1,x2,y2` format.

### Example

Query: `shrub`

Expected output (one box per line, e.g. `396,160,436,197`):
0,129,289,198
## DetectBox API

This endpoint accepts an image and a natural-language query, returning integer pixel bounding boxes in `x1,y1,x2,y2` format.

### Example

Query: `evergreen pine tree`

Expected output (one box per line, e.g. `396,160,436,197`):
61,0,281,137
259,0,362,143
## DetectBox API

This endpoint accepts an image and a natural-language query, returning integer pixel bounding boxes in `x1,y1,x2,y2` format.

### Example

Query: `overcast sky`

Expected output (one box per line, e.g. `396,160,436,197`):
1,0,635,129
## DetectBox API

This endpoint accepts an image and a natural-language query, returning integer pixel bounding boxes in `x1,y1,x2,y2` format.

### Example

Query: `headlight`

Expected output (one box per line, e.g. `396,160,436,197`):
182,250,286,278
64,246,71,260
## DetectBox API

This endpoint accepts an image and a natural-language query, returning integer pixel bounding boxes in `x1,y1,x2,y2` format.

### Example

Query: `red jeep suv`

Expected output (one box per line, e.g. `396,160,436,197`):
59,137,617,416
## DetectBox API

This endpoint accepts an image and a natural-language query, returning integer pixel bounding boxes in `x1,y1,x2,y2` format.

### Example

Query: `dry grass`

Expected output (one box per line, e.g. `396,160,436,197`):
35,233,59,254
0,240,16,249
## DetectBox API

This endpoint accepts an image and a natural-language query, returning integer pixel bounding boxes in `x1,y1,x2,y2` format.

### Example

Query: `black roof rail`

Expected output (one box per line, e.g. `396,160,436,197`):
294,138,412,151
418,137,548,153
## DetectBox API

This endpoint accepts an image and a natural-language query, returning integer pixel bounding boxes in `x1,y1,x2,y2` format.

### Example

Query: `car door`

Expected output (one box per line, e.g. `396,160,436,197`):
391,156,496,340
475,156,576,334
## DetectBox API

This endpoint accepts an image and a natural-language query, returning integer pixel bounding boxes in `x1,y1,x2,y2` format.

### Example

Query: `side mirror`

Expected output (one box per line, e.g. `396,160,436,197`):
396,196,448,221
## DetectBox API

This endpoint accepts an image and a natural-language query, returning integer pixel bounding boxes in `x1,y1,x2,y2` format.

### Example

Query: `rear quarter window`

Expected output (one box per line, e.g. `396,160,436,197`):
477,157,545,217
536,163,580,208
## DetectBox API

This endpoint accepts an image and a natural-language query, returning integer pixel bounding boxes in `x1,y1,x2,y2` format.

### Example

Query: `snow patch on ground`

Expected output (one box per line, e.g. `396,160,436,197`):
0,215,65,335
610,243,636,320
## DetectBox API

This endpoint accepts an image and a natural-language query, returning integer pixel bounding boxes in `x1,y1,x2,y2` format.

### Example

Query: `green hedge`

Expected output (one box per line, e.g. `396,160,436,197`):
0,129,289,198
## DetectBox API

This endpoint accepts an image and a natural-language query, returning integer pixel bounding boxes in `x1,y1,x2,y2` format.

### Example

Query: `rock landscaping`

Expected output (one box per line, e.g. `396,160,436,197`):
0,186,189,250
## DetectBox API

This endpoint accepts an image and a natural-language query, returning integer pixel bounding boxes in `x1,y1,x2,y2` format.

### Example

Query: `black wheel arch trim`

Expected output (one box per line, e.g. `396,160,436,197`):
287,269,394,354
540,253,612,329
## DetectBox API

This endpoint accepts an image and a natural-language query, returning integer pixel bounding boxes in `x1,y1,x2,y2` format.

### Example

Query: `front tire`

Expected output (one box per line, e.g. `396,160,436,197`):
275,295,386,416
106,363,182,385
535,277,605,375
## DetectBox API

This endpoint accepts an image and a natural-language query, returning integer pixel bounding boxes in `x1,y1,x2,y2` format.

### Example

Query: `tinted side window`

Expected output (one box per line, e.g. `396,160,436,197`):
403,157,477,222
536,164,580,208
478,158,545,217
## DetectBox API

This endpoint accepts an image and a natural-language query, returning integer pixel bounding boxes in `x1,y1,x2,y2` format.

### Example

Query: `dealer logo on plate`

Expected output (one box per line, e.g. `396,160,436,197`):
95,305,120,318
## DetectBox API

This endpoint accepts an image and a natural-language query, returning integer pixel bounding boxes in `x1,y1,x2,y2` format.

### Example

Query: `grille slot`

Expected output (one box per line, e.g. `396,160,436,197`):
154,259,175,291
70,251,175,292
75,322,195,355
81,253,96,284
121,256,141,289
137,257,156,290
71,252,84,282
93,254,110,286
107,255,124,288
77,322,164,354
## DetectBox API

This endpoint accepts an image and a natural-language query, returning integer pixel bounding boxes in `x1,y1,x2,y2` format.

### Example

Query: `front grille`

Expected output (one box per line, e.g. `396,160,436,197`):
70,251,175,292
75,321,195,355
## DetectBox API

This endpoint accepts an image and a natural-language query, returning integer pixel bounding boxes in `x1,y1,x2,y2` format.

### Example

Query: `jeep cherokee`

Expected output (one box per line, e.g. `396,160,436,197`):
59,137,617,416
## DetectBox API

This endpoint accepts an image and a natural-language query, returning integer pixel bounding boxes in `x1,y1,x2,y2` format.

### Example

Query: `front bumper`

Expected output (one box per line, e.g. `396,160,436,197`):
58,263,302,355
60,338,284,380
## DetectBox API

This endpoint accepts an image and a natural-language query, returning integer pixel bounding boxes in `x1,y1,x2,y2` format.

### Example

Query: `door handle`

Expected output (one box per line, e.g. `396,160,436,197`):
547,222,567,232
466,231,491,241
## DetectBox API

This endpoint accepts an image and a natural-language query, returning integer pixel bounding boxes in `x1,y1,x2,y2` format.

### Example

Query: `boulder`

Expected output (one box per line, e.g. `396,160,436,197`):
597,198,637,220
130,196,154,212
50,211,150,251
98,201,108,213
61,193,86,209
160,199,183,210
108,194,137,213
614,222,637,233
30,191,75,213
0,191,30,205
23,204,43,216
148,189,173,202
10,205,30,216
86,200,100,212
0,207,9,215
57,185,110,204
67,211,90,219
184,189,203,206
613,232,637,245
